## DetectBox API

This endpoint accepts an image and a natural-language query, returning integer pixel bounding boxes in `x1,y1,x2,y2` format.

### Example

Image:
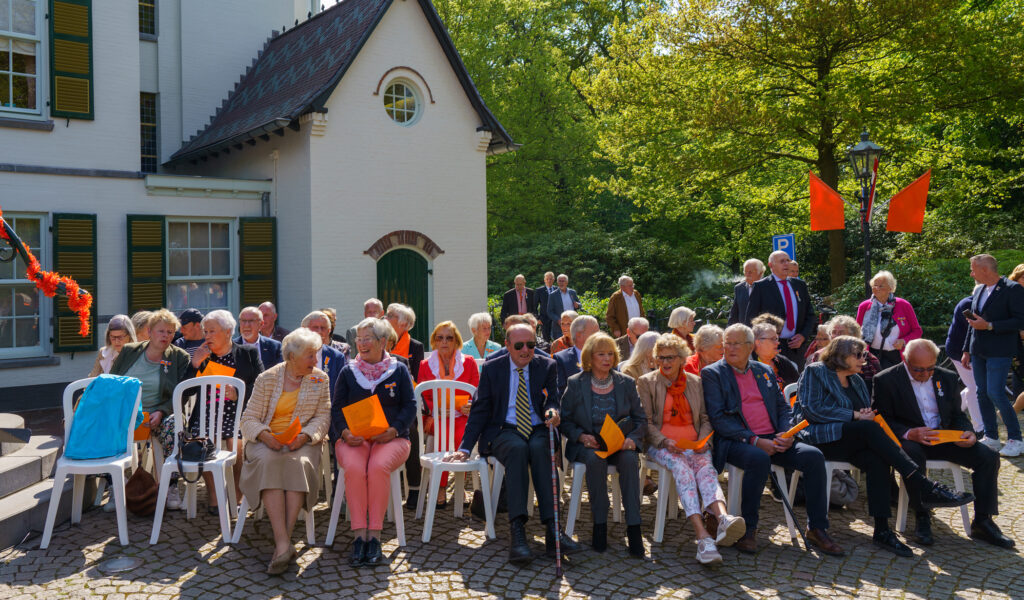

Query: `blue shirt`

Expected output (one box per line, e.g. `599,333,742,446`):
506,361,542,427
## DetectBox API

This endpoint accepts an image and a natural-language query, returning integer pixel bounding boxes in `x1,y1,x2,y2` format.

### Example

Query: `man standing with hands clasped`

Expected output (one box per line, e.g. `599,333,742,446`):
745,251,815,370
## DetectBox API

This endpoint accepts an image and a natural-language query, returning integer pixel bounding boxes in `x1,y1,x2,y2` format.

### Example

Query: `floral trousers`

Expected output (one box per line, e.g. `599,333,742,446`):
647,446,725,518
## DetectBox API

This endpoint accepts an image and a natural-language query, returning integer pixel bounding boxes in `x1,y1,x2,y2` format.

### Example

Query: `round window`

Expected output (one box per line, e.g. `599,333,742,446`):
383,80,421,126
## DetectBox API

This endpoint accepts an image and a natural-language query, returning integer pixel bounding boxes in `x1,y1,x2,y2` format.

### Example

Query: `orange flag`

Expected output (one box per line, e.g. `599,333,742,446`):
809,171,846,231
886,170,930,233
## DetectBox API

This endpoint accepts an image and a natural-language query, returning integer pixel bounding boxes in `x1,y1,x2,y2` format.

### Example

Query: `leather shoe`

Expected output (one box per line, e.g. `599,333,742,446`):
919,481,974,509
627,524,645,558
364,537,384,566
872,528,913,557
643,477,658,496
806,528,845,556
266,546,295,575
913,513,934,546
508,518,533,565
546,521,583,556
349,538,367,568
404,489,419,511
971,517,1016,549
734,529,758,554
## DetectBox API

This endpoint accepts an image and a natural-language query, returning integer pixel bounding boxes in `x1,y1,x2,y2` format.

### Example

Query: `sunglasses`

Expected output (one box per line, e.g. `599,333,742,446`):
436,335,455,341
513,341,537,351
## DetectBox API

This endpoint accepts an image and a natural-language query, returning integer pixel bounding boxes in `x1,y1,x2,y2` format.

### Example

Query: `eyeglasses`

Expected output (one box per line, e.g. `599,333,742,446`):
855,351,868,360
756,336,780,342
513,341,537,350
355,337,376,344
436,335,455,342
655,355,680,362
908,365,936,374
108,333,128,342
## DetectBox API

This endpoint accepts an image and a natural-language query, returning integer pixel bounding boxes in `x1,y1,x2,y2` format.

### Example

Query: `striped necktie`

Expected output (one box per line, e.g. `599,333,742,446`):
515,368,532,439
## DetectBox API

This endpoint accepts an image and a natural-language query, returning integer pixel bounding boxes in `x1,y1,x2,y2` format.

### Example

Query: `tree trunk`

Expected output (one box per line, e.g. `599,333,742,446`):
817,154,846,290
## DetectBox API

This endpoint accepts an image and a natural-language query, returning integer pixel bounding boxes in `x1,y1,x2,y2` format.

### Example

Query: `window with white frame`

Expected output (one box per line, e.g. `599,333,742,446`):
0,213,45,357
383,79,421,126
166,219,233,315
0,0,43,115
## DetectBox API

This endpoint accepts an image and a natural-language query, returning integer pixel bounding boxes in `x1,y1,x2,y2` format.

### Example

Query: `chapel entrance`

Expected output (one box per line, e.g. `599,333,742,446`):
376,248,430,343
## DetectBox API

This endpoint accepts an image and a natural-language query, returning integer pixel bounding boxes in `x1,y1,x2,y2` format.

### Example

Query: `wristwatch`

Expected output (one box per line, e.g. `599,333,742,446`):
988,322,994,330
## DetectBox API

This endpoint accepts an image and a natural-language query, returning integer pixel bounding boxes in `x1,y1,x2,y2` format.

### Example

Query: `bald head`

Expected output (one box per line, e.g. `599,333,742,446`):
514,274,526,291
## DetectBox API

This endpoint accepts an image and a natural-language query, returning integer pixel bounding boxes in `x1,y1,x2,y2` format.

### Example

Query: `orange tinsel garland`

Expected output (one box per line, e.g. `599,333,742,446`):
0,206,92,337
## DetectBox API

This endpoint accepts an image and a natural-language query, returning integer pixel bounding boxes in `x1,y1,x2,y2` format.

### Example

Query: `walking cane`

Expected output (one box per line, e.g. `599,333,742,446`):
545,409,563,577
768,469,812,554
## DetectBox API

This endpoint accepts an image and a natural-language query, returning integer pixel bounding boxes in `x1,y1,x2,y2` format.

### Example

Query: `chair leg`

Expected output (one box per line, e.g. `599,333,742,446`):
726,466,741,517
654,468,669,543
210,468,232,542
489,462,504,524
895,479,909,533
951,467,971,532
71,474,85,524
40,467,68,549
305,506,316,546
668,480,679,521
824,465,835,507
415,465,428,520
611,471,622,523
477,464,495,539
527,476,535,517
231,497,250,544
453,472,466,518
109,468,130,546
565,464,585,538
421,468,444,543
92,475,108,507
390,470,406,546
150,463,175,544
325,475,346,547
773,466,798,542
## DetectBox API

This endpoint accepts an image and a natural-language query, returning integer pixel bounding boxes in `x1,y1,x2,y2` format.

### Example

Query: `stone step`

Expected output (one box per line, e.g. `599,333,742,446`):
0,475,97,551
0,413,28,455
0,435,62,499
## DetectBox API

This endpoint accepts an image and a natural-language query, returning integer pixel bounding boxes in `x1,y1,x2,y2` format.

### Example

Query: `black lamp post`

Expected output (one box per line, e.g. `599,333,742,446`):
846,130,884,299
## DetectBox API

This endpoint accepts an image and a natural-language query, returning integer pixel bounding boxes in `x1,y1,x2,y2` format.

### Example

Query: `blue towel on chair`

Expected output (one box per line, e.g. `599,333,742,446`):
65,375,144,460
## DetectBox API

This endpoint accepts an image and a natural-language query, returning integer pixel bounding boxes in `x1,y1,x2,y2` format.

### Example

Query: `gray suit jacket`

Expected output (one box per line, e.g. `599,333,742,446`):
728,282,752,325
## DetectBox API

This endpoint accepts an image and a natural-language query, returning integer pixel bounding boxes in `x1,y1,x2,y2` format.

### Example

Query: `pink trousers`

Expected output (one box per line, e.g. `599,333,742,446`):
335,438,411,530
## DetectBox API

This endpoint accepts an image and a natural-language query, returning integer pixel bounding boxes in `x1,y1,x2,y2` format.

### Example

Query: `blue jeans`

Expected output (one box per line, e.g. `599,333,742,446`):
972,355,1020,441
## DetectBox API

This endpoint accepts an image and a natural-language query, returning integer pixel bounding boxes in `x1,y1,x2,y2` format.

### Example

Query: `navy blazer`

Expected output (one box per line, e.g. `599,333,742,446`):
728,282,752,326
331,361,416,440
546,287,581,325
944,296,973,359
459,354,559,455
535,286,554,323
554,347,581,399
702,359,791,472
233,334,283,369
320,344,348,397
744,275,815,340
965,277,1024,358
500,287,538,323
559,371,647,462
792,362,870,445
872,364,972,440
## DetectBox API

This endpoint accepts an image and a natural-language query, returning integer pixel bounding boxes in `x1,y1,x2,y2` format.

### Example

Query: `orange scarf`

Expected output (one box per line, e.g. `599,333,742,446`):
662,368,692,427
393,331,411,358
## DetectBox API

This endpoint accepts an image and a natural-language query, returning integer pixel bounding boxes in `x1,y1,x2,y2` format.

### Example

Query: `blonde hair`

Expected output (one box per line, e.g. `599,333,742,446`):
429,320,464,349
1009,263,1024,284
870,270,897,292
693,324,724,352
148,309,181,333
281,328,323,362
668,306,696,329
621,331,659,374
581,332,620,372
653,333,692,361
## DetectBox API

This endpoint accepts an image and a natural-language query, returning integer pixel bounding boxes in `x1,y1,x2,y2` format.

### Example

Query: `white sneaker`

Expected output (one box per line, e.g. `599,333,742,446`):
999,439,1024,457
166,485,183,510
715,513,746,547
696,537,722,565
980,436,1003,452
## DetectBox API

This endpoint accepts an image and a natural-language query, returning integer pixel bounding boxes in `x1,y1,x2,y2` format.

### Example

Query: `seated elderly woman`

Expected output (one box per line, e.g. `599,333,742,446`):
684,325,724,376
810,315,882,394
549,310,578,355
110,309,191,510
461,312,502,362
89,314,136,376
238,328,331,575
794,335,974,557
333,318,416,568
418,320,480,508
187,309,264,514
751,321,799,391
130,310,153,342
619,330,659,380
668,306,697,353
559,333,647,557
856,270,923,370
638,333,744,565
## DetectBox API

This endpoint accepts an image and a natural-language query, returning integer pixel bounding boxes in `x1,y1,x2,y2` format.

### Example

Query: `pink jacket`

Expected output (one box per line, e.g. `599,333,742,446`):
856,296,923,350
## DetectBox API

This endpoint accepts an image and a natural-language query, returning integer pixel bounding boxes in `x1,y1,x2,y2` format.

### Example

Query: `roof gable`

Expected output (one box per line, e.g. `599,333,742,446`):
169,0,515,164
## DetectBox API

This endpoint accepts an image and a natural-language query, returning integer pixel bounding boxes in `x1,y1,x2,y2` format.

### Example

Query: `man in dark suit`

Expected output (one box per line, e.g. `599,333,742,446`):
744,251,815,370
535,272,557,341
546,274,581,341
258,301,290,342
614,317,649,362
703,324,843,556
874,339,1013,548
235,306,283,368
729,258,764,325
961,253,1024,457
302,311,348,396
447,324,581,564
554,315,600,398
500,274,538,324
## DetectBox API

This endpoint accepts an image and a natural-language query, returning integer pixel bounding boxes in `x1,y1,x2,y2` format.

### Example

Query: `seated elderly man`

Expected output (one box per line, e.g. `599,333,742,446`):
703,324,843,556
301,311,348,397
554,315,600,398
259,301,290,342
615,317,650,362
872,339,1013,549
235,306,283,369
485,315,552,362
346,298,385,358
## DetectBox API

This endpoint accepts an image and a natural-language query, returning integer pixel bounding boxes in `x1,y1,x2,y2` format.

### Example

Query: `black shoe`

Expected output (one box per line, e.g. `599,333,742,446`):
404,489,419,510
470,489,487,521
349,537,367,567
545,521,582,556
971,517,1016,549
913,513,934,546
627,524,645,558
591,522,607,552
872,529,913,557
508,518,533,565
364,537,384,566
919,481,975,510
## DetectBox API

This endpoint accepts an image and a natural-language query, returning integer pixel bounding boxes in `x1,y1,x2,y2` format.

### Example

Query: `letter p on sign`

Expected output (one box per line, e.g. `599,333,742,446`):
772,234,795,260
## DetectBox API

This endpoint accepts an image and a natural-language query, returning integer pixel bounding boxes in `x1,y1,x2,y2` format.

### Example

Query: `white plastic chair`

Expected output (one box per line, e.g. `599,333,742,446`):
150,376,245,544
324,462,406,547
895,460,971,533
647,458,679,543
232,471,319,546
725,462,801,542
784,383,798,406
414,380,495,543
41,377,142,549
564,460,639,537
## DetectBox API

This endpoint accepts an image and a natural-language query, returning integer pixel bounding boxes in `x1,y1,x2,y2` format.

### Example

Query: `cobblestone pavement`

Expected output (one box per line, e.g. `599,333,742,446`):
3,448,1023,600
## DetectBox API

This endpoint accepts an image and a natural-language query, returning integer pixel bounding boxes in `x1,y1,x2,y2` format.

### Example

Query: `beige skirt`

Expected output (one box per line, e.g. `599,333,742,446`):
239,440,322,510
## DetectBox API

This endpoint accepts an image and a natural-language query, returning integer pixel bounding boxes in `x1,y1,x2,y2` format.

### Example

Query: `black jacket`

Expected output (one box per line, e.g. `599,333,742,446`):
872,364,973,440
744,275,815,340
728,282,752,326
965,277,1024,358
500,287,538,323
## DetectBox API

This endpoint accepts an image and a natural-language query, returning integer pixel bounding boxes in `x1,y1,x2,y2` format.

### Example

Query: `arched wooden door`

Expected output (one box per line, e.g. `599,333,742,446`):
376,248,429,343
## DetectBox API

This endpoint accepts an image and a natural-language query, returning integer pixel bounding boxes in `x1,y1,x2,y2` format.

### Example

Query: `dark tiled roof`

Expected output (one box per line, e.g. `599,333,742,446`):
169,0,515,164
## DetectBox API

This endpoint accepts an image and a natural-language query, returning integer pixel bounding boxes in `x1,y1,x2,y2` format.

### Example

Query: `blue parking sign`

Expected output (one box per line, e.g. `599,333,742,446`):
772,234,795,260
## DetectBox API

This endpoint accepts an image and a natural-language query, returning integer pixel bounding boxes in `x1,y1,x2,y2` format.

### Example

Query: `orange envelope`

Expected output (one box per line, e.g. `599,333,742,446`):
199,360,236,378
789,393,797,408
133,411,151,441
343,394,390,438
780,419,809,439
594,414,625,459
676,432,713,451
873,414,902,447
273,418,302,445
929,429,970,445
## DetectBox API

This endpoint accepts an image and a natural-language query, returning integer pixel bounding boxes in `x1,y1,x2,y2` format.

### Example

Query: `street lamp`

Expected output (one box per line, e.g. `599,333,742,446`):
846,130,884,299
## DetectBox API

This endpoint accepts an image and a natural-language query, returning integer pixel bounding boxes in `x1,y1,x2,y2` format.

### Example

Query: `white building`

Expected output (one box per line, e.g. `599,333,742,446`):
0,0,514,404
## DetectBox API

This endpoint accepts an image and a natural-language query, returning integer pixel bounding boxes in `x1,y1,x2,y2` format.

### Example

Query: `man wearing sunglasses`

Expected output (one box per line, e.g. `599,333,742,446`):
873,339,1012,549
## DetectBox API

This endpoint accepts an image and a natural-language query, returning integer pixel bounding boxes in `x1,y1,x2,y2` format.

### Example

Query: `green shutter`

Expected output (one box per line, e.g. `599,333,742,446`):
377,249,429,343
52,213,97,352
49,0,93,120
238,217,277,308
126,215,165,313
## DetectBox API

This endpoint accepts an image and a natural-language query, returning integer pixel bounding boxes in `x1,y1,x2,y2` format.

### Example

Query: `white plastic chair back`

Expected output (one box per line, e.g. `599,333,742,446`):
414,380,477,457
783,383,798,404
63,377,140,459
170,375,246,455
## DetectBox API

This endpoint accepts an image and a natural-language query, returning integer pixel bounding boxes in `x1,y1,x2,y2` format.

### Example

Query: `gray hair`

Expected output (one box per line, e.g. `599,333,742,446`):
202,309,237,333
743,258,765,275
870,270,897,292
364,298,383,311
258,301,277,313
970,253,998,272
693,324,724,352
627,317,649,332
768,250,790,265
281,328,323,362
104,314,137,346
130,310,153,332
752,322,778,340
827,315,862,339
557,273,568,283
820,335,866,372
905,338,940,360
618,275,633,287
356,317,391,341
386,303,416,328
468,312,493,332
300,310,330,328
239,305,262,320
723,323,755,344
569,315,598,342
668,306,696,329
560,310,579,321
